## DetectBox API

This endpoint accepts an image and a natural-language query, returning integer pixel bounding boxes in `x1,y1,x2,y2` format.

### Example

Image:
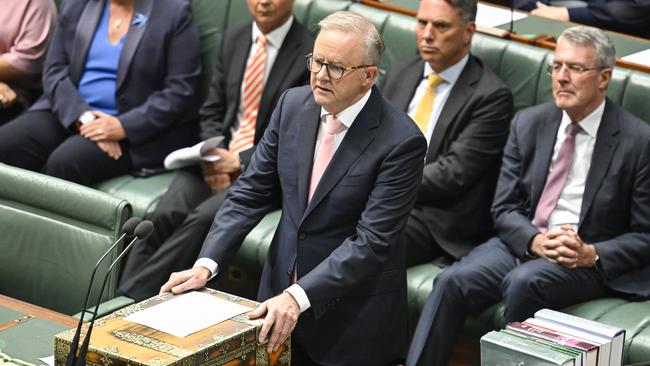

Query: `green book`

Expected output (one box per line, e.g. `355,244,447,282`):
481,330,579,366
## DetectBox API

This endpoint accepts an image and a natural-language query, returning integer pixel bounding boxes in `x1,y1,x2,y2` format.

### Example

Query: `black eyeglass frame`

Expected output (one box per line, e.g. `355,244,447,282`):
305,54,375,80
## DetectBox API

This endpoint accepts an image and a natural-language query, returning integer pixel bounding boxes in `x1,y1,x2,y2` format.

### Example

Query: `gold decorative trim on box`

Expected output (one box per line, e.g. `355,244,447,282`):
112,331,193,358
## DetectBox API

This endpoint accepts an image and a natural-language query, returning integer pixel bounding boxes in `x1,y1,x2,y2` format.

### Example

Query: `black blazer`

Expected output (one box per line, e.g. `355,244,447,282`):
198,19,313,167
493,100,650,298
382,55,513,258
31,0,202,170
199,86,427,365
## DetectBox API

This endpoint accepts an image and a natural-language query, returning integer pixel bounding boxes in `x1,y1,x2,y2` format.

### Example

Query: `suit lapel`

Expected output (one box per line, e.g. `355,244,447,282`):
257,21,305,141
531,108,562,210
70,0,104,84
580,100,620,223
392,59,423,111
116,0,154,91
426,56,479,163
302,88,381,220
297,98,321,214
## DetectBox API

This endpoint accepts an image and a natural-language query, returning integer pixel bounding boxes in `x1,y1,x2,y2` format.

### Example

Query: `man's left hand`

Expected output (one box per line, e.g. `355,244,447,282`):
247,292,300,353
531,2,570,21
79,111,127,141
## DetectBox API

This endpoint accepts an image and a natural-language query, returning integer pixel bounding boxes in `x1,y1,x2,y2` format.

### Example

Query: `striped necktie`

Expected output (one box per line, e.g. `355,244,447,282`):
229,34,267,153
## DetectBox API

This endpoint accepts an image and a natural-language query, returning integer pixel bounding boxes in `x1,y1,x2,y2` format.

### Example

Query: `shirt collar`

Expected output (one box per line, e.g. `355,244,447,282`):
560,99,605,138
251,16,294,48
319,88,373,129
423,53,469,84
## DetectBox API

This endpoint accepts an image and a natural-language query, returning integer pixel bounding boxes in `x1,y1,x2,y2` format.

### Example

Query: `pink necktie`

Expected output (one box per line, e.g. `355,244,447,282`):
308,114,344,202
532,122,581,232
229,35,267,154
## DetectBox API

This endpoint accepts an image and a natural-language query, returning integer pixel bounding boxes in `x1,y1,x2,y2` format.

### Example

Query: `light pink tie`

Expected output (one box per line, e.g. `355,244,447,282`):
308,114,344,202
532,122,581,232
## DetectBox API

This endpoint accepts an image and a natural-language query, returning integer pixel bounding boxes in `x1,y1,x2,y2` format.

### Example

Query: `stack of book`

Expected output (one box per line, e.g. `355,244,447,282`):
481,308,625,365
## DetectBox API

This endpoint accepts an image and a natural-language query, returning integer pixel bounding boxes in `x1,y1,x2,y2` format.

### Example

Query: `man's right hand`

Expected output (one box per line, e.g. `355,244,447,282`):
160,266,211,295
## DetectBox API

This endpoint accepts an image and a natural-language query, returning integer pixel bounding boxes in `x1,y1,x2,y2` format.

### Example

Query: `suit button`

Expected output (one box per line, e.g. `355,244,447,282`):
298,232,306,240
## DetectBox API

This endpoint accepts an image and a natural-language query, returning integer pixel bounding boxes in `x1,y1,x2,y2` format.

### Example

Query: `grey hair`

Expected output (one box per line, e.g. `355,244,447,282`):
558,26,616,69
317,11,384,66
443,0,478,23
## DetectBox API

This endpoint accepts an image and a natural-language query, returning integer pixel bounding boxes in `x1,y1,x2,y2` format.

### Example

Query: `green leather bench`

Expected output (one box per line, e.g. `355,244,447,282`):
0,163,131,315
86,0,650,362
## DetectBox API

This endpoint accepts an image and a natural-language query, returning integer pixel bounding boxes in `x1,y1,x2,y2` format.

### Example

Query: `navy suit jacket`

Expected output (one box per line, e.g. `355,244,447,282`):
199,19,312,167
382,55,513,258
31,0,202,169
514,0,650,37
199,85,427,365
493,100,650,298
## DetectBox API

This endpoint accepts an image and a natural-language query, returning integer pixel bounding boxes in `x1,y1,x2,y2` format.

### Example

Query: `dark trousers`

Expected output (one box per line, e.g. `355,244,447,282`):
406,237,608,366
119,169,227,301
403,211,446,267
0,110,131,185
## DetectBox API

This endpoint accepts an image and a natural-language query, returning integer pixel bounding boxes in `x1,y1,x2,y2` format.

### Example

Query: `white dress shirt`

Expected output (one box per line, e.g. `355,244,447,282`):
197,89,373,313
406,54,469,146
546,100,605,231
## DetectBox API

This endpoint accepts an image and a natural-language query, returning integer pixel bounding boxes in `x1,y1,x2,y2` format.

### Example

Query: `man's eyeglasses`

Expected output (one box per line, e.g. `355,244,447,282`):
306,54,374,80
546,62,605,76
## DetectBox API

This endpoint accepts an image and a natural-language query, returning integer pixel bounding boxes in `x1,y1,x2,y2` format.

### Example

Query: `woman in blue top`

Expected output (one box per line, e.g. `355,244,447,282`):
0,0,201,186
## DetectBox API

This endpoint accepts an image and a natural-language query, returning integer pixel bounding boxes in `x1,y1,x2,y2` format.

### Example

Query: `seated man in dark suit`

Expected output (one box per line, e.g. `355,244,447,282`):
517,0,650,38
161,11,427,366
381,0,513,266
407,25,650,366
119,0,314,302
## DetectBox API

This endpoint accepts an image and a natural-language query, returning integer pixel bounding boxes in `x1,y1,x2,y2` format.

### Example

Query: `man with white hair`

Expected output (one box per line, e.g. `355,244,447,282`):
407,25,650,366
162,11,427,366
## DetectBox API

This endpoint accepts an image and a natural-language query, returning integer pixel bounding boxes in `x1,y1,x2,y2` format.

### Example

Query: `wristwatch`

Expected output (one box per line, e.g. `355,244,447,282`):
80,111,96,124
74,111,95,132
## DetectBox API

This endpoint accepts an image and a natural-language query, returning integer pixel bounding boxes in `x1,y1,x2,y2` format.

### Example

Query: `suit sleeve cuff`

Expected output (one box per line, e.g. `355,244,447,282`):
284,284,311,313
194,258,219,280
568,7,598,25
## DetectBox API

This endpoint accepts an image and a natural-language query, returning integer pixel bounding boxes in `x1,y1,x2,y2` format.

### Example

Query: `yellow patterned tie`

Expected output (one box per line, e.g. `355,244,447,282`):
413,73,444,134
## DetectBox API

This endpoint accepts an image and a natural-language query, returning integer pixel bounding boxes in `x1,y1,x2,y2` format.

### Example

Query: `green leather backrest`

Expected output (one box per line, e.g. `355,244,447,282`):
0,164,131,315
621,71,650,123
190,0,231,101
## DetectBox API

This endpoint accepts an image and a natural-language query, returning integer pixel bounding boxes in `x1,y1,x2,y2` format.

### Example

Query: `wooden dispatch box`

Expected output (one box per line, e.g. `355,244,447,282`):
54,289,290,366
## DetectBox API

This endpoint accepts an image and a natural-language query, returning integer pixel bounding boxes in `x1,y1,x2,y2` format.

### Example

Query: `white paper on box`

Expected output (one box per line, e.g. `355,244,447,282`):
125,291,251,338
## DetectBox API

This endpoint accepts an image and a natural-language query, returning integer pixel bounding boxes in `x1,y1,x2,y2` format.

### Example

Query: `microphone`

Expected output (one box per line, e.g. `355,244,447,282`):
65,217,141,366
75,220,154,366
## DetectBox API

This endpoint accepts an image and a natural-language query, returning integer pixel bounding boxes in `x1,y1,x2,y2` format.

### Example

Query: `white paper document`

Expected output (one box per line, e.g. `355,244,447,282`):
163,136,224,170
39,356,55,366
125,291,251,338
621,48,650,67
476,3,528,28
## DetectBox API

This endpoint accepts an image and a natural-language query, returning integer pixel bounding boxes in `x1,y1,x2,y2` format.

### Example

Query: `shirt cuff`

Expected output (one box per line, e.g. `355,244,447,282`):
284,284,311,313
194,258,219,280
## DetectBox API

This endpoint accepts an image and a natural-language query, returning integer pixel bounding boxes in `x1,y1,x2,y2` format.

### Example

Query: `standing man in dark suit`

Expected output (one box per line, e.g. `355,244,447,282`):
119,0,313,302
407,26,650,366
162,11,427,366
381,0,513,265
